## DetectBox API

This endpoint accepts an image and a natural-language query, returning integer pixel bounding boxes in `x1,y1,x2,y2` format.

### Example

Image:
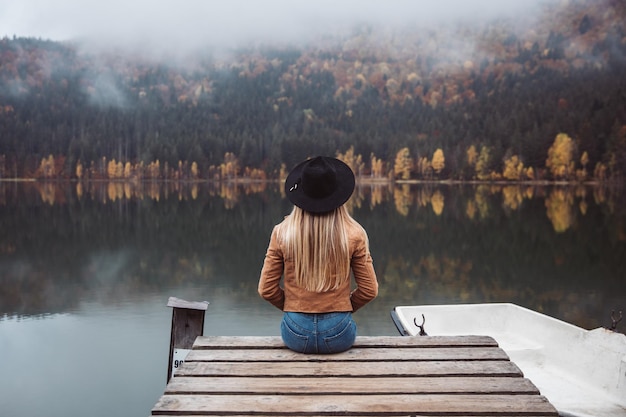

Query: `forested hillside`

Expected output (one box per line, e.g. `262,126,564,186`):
0,0,625,182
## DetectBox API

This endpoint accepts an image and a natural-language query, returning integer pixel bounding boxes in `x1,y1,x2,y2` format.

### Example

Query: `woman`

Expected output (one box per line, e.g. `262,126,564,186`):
258,156,378,354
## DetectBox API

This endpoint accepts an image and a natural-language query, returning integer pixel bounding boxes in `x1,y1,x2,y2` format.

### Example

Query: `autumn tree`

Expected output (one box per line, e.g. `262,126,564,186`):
107,159,123,179
76,160,83,179
39,154,56,179
394,147,413,180
124,162,132,179
463,145,478,179
576,151,589,181
370,153,385,178
431,148,445,176
220,152,240,180
336,146,364,178
467,145,478,165
475,146,491,180
546,133,575,180
502,155,524,180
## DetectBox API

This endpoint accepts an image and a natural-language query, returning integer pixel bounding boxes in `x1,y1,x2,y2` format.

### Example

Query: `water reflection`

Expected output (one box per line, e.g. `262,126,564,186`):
1,180,625,417
2,180,623,235
0,180,625,329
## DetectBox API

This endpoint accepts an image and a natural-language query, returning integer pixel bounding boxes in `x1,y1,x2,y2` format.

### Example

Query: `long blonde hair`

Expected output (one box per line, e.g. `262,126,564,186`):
278,205,363,292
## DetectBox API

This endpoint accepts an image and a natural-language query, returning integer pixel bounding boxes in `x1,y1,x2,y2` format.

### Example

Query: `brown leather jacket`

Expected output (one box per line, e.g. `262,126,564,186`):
258,220,378,313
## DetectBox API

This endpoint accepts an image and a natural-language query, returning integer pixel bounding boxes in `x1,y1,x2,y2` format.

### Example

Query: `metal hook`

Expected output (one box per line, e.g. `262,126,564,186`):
609,310,623,331
414,314,428,336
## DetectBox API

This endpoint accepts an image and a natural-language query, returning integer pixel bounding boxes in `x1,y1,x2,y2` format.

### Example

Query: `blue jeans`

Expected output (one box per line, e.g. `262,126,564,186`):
281,312,356,354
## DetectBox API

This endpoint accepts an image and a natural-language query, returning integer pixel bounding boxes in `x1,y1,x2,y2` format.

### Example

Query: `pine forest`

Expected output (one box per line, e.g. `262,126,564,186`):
1,0,625,184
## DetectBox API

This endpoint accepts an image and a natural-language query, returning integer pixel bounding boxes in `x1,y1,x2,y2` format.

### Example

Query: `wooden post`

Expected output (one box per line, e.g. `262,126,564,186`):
166,296,209,382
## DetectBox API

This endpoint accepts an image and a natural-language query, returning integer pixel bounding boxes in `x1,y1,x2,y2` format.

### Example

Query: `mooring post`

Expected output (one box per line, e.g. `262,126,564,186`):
166,296,209,382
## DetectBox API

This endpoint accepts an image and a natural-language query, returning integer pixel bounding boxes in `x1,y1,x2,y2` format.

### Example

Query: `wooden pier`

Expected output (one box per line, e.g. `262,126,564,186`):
151,335,558,416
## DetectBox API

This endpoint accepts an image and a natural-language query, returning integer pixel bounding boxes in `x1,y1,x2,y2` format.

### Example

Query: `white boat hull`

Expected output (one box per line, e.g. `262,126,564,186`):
392,303,626,417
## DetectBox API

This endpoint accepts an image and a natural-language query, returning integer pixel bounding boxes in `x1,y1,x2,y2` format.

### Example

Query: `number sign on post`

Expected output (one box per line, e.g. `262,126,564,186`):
166,297,209,382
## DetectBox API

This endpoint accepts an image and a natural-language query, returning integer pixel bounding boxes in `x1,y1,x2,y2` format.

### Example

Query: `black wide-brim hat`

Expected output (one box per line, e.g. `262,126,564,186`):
285,156,355,213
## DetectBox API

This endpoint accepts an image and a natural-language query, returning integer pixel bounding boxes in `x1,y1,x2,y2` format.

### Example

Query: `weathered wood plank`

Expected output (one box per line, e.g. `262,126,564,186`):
185,346,509,362
152,335,558,417
151,412,540,417
167,297,209,311
174,359,524,377
165,376,540,395
192,335,499,349
151,394,558,415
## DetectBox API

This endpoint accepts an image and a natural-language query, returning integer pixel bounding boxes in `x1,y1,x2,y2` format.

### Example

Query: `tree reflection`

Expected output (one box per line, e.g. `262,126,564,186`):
545,188,575,233
2,181,624,234
0,181,624,330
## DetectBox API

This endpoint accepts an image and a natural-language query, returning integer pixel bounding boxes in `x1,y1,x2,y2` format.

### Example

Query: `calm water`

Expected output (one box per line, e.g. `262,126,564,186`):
1,181,625,417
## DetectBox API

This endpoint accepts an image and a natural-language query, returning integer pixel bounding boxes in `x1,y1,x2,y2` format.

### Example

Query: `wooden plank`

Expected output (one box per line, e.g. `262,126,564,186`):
165,376,540,395
185,346,509,362
167,297,209,311
151,394,557,415
152,335,558,417
149,412,540,417
192,335,499,349
175,359,524,377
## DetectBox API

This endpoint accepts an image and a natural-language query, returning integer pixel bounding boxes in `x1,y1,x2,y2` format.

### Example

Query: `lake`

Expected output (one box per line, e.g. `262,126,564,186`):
1,180,625,417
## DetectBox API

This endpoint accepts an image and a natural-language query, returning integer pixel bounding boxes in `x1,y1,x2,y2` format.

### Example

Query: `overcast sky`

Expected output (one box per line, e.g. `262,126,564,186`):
1,0,551,52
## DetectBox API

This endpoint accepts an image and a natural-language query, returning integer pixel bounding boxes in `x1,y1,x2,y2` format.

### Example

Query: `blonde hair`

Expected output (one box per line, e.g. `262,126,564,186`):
278,205,364,292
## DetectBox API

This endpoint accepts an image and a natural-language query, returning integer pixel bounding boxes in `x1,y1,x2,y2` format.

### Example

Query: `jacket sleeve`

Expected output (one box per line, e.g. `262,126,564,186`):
258,226,285,310
350,230,378,312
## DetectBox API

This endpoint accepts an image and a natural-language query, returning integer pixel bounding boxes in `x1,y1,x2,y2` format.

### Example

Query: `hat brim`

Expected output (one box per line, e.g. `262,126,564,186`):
285,157,355,213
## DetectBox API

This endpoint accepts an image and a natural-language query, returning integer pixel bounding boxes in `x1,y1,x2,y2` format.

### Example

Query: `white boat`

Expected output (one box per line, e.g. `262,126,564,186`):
391,303,626,417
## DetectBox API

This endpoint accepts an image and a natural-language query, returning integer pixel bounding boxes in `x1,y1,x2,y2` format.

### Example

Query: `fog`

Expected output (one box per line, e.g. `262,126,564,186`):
2,0,553,53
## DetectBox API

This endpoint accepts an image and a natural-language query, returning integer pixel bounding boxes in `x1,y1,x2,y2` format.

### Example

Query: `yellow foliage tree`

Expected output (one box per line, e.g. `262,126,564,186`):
106,160,123,179
394,147,413,180
546,133,575,180
475,146,491,180
40,154,55,178
370,153,385,178
220,152,240,180
124,162,132,179
466,145,478,167
76,160,83,179
431,148,445,175
580,151,589,171
337,146,364,177
502,155,524,180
